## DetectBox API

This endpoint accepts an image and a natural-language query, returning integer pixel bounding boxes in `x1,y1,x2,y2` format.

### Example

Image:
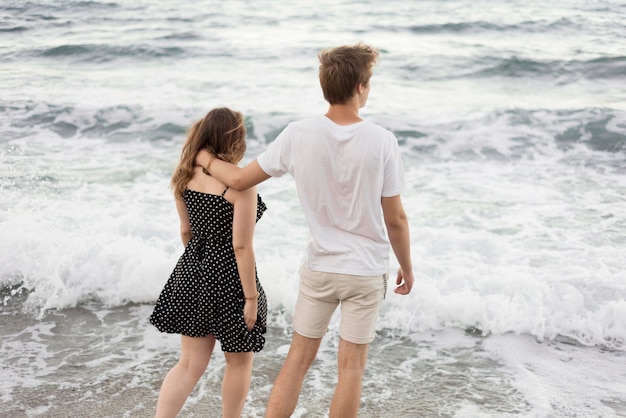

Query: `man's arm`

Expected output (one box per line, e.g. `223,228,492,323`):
196,149,270,191
381,194,414,295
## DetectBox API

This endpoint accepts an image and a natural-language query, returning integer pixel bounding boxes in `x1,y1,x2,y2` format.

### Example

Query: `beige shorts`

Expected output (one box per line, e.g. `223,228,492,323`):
292,264,388,344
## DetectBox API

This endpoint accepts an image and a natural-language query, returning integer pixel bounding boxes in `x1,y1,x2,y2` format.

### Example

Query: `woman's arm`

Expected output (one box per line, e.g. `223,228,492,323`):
175,195,192,246
197,149,270,191
231,186,260,330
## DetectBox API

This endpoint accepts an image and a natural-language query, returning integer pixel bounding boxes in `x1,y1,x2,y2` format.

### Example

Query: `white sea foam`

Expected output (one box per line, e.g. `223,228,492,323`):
2,105,625,351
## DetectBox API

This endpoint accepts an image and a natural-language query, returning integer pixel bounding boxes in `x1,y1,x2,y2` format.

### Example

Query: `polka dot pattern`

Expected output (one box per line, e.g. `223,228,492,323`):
150,188,268,353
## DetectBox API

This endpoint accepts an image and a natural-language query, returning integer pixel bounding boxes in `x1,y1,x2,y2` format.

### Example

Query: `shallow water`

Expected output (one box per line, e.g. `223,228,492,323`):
1,302,624,417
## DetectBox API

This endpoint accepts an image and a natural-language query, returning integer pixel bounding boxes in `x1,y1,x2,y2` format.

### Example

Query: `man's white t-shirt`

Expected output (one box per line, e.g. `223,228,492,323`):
256,115,406,276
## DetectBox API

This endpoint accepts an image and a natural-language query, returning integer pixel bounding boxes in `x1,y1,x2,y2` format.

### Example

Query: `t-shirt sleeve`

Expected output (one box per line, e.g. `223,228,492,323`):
256,124,292,178
382,133,406,197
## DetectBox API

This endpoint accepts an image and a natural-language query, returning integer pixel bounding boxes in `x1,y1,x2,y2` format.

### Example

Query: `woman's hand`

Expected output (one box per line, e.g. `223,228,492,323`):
243,299,258,330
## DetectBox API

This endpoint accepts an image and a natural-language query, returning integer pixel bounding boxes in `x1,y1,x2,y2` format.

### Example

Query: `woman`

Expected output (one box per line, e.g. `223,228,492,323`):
150,107,267,417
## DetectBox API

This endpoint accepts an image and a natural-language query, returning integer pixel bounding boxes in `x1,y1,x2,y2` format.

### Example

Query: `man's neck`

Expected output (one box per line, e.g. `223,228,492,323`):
325,101,362,126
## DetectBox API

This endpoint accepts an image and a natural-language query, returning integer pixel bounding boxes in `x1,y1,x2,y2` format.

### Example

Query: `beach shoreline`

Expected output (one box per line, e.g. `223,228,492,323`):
2,304,625,417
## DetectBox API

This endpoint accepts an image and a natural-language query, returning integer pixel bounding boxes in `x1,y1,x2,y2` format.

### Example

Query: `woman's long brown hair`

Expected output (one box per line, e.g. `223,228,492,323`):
171,107,246,197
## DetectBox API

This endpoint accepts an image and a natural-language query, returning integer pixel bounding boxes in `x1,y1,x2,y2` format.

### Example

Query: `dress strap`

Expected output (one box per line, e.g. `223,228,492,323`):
221,186,229,197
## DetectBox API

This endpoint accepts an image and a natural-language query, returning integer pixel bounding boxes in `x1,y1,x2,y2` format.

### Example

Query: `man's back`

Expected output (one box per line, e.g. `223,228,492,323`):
257,114,405,276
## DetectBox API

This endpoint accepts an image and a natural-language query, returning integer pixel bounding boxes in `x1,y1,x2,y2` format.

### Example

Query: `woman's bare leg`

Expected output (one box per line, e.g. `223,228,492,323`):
155,335,216,418
221,351,254,418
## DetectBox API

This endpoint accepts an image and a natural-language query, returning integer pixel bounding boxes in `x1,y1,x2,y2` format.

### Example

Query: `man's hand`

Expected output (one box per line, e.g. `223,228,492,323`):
196,149,215,174
393,267,414,295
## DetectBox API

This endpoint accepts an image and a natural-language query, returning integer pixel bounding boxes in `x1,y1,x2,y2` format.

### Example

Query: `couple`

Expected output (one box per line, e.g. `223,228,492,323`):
150,43,415,418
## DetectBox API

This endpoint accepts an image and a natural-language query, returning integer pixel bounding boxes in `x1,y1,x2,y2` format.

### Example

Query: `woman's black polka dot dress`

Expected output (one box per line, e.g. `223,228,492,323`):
150,188,268,353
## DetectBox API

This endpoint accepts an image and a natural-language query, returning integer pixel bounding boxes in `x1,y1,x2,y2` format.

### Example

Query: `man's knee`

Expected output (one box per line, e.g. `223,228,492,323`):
286,332,322,366
338,338,369,371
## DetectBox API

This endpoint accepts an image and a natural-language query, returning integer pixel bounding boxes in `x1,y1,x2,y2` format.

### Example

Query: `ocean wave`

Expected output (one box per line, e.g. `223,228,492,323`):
394,55,626,86
2,275,624,350
38,44,187,63
68,1,118,9
0,25,28,32
1,0,118,13
468,56,626,81
394,17,578,34
582,56,626,79
556,116,626,153
3,101,625,158
157,31,202,40
0,0,117,31
389,108,626,165
1,102,186,142
2,104,625,350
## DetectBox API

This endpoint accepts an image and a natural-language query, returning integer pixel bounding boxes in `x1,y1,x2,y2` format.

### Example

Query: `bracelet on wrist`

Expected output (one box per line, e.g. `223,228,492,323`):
244,292,259,301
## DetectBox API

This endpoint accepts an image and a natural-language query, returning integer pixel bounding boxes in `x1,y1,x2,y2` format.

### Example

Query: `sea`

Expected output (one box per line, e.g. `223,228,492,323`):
1,0,625,417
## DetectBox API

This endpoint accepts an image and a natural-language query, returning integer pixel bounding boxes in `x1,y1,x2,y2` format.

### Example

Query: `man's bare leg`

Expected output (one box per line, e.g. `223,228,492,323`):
329,338,369,418
265,332,322,418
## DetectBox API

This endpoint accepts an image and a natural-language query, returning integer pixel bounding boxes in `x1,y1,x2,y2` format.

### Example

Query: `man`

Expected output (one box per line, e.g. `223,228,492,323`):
198,43,414,418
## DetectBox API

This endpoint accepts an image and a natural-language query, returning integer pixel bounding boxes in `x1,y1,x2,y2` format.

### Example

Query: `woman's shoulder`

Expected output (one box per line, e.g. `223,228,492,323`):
187,168,228,195
225,184,259,206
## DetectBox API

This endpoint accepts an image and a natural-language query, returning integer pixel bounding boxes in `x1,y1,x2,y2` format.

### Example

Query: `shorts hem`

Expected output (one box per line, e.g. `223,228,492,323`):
340,333,376,345
292,324,327,340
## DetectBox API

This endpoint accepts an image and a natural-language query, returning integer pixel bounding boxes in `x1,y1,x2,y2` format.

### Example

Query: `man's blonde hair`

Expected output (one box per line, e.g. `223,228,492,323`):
318,43,379,105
